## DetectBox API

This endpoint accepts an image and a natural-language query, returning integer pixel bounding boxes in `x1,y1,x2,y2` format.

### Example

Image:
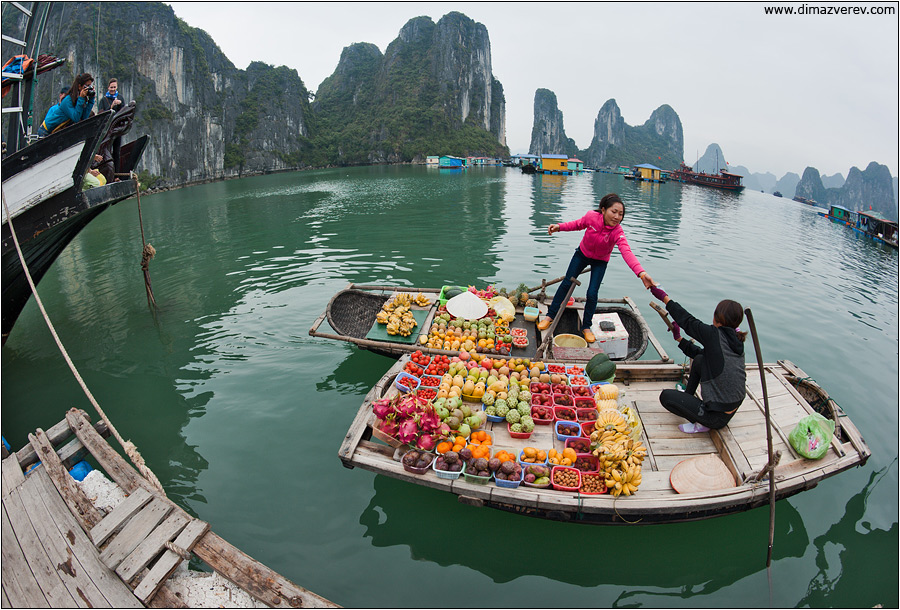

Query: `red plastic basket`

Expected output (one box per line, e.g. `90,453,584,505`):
551,466,581,491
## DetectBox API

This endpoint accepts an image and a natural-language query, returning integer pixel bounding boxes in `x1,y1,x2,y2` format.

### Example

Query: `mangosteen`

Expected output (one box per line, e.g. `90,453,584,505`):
402,452,418,466
459,447,473,461
477,470,490,477
495,472,507,480
444,451,458,464
488,457,501,472
474,457,489,471
449,462,462,472
500,461,515,475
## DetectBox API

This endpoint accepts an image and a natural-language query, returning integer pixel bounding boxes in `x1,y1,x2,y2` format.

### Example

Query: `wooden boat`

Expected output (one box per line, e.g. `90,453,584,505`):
670,163,745,192
2,5,149,342
338,355,870,524
1,408,338,608
309,283,671,364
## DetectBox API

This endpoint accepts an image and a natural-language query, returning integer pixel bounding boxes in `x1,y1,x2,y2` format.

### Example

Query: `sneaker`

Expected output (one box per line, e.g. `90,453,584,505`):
678,423,710,434
537,317,552,331
582,329,596,343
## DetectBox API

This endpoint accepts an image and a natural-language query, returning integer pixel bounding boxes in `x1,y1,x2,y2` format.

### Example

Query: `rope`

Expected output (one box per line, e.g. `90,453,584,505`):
164,540,191,561
132,172,158,308
2,190,166,495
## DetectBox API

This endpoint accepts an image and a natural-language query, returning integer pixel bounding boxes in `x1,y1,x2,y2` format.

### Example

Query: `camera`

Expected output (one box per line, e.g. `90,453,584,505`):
84,85,94,95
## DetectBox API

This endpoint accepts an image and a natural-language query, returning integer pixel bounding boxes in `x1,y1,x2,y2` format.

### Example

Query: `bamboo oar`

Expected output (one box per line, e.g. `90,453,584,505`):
744,307,777,567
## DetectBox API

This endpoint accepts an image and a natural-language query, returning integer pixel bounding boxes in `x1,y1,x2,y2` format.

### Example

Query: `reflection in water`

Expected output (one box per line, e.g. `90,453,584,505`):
798,461,899,608
361,474,808,590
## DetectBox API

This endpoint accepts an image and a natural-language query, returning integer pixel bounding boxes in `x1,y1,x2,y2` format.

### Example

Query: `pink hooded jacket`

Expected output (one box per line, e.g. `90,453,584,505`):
558,210,645,277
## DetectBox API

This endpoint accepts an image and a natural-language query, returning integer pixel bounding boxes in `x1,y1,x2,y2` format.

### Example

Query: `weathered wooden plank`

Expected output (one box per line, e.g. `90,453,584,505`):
1,503,51,608
2,488,78,607
1,455,26,497
16,472,111,608
133,519,208,603
194,531,338,608
29,469,143,609
646,437,717,456
116,512,190,583
100,498,172,570
710,425,753,483
14,414,109,470
89,487,152,547
2,585,10,608
28,429,105,530
66,410,151,496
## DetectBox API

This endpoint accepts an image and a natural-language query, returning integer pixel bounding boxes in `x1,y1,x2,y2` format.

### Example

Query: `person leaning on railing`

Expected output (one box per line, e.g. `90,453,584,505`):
37,72,95,136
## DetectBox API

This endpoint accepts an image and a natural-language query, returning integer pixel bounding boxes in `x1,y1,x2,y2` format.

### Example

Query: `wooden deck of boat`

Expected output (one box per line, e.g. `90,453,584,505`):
339,357,870,524
1,409,339,608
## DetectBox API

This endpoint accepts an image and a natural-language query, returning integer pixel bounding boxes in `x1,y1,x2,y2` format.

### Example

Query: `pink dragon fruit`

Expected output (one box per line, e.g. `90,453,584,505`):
418,408,441,433
416,434,436,452
398,419,419,444
378,418,400,439
372,398,393,420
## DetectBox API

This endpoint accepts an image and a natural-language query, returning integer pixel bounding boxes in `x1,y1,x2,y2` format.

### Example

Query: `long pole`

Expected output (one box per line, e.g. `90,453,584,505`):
744,307,776,567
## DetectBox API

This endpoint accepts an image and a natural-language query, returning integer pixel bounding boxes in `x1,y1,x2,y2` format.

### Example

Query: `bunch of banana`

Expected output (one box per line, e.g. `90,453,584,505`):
413,293,431,307
595,409,629,434
589,428,647,497
606,464,642,497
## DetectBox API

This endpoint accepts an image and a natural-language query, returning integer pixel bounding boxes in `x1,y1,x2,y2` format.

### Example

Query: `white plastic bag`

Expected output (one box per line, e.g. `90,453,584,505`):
488,296,516,322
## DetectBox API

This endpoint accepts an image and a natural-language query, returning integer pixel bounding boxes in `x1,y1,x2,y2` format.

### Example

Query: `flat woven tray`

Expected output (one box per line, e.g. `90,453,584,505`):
551,345,607,361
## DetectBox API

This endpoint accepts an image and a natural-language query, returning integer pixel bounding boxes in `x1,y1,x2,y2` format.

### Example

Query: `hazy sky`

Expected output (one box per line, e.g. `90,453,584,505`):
167,1,898,178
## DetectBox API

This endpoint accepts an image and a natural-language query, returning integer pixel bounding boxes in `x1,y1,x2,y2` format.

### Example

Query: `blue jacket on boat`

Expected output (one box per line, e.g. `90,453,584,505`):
40,94,94,134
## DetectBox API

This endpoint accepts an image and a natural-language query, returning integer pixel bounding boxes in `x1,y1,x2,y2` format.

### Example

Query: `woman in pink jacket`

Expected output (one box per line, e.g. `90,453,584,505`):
538,193,655,343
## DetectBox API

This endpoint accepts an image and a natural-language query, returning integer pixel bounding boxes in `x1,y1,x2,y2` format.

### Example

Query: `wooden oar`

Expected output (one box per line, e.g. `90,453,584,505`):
528,268,590,296
534,277,581,359
648,301,674,332
744,307,777,567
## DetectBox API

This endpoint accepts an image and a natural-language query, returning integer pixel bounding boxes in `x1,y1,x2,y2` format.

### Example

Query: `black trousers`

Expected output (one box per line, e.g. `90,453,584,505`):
658,354,738,430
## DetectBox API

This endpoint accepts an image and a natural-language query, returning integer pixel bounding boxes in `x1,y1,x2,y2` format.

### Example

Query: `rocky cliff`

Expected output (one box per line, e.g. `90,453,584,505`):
528,88,576,157
313,11,507,164
12,2,314,185
691,143,730,174
796,162,896,219
580,99,682,168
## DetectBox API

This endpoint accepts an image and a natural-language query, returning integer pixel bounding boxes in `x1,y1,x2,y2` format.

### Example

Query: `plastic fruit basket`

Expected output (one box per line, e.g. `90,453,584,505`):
551,466,582,491
573,453,600,473
507,422,532,439
530,405,553,425
565,437,592,454
432,460,465,480
553,406,577,421
580,472,608,495
555,420,581,441
463,469,491,485
574,396,595,409
523,307,539,322
485,411,505,423
510,328,527,337
394,372,421,393
402,450,435,475
494,467,524,489
518,449,549,465
576,407,598,423
581,421,597,438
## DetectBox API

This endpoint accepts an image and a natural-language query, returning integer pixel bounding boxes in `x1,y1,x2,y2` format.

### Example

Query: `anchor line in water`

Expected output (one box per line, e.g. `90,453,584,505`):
132,171,158,309
1,189,165,494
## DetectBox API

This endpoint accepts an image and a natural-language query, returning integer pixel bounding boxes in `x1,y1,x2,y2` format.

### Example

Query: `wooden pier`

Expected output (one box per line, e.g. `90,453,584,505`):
1,409,339,608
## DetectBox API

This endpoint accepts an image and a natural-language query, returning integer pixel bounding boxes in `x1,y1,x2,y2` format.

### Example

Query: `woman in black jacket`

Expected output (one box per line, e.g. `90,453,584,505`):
652,289,747,433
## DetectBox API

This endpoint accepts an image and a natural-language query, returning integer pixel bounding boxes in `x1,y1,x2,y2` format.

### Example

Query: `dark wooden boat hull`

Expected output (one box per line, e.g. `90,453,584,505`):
2,114,148,341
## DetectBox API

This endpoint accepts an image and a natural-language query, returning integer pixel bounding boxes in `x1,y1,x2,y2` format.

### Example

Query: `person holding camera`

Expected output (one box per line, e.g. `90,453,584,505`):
38,72,96,136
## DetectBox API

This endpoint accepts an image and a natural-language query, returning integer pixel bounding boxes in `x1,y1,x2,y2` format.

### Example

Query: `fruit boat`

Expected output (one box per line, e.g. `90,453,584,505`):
337,353,870,524
309,282,669,363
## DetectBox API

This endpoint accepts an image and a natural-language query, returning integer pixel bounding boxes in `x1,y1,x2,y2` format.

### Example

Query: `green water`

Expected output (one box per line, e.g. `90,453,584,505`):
2,166,897,607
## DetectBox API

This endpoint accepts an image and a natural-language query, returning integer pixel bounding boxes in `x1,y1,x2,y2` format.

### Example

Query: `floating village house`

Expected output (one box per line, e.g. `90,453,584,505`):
426,155,439,166
828,204,854,224
540,154,570,174
513,154,540,168
633,163,664,183
857,211,899,246
439,155,467,169
567,158,584,173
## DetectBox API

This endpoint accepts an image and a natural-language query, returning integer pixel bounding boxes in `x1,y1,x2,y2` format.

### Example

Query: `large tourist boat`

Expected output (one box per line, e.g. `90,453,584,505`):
670,163,745,191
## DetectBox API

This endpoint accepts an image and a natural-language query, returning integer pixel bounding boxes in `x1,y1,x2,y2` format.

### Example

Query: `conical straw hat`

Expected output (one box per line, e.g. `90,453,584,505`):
446,290,488,320
669,454,736,494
